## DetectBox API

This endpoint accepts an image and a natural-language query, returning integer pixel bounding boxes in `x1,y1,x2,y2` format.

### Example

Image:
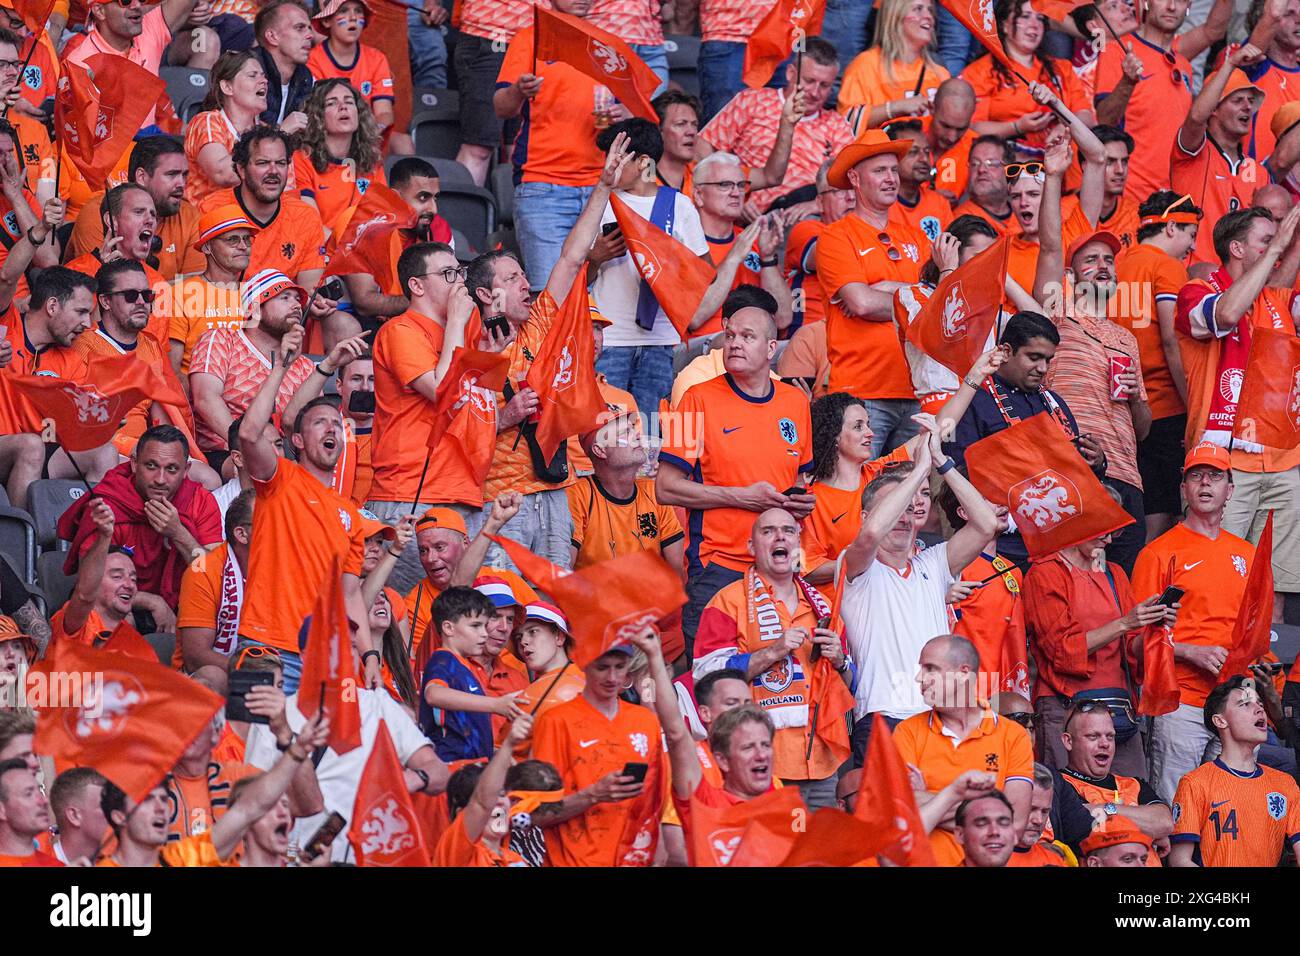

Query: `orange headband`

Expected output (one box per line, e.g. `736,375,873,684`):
1139,194,1199,228
508,789,565,816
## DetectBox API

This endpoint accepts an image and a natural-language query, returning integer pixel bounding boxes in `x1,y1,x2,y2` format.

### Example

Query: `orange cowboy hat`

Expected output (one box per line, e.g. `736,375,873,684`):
827,129,912,190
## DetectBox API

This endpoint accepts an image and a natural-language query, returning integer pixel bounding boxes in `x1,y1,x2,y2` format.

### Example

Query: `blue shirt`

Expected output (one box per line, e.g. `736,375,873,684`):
418,650,493,762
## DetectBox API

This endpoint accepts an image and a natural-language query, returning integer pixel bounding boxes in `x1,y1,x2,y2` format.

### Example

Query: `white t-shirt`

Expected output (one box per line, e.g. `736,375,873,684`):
244,687,432,863
839,542,955,720
593,188,708,349
213,477,242,526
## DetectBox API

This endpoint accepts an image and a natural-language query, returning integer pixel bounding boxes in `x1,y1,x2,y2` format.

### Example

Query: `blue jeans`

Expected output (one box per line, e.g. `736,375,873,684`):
408,7,448,89
934,6,976,76
242,638,303,695
698,40,747,121
465,489,574,572
631,42,669,95
864,398,921,458
513,182,595,291
820,0,875,73
595,345,675,437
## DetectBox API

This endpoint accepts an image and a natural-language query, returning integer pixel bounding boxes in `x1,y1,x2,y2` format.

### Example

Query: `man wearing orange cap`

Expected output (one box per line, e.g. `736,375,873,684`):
1172,50,1267,267
1264,98,1300,193
168,206,256,381
1132,443,1259,802
1081,819,1155,866
817,128,929,458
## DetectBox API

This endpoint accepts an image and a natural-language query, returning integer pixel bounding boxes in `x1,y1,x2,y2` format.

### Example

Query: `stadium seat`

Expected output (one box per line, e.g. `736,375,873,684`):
673,332,720,374
485,226,519,258
413,87,458,114
37,550,75,617
0,506,38,584
145,632,176,667
437,184,497,256
410,90,463,159
28,479,89,552
0,485,7,506
490,163,515,225
451,227,474,263
161,66,211,124
665,35,701,97
1273,624,1300,668
384,154,475,188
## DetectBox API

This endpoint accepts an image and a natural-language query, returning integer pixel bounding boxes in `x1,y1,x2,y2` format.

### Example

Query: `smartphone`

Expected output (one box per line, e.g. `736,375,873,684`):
810,614,832,662
318,276,346,301
347,390,376,414
1254,661,1285,676
301,811,346,863
225,670,275,724
601,221,621,237
1155,585,1184,607
620,762,648,784
483,313,511,340
780,376,815,391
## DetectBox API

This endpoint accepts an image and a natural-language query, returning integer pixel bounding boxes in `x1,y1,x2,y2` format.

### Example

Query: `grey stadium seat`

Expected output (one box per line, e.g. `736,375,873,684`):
37,550,76,617
161,66,211,123
0,506,37,584
28,479,88,551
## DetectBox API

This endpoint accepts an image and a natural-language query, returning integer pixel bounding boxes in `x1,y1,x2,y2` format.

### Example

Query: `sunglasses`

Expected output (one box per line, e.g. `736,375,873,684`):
1159,48,1187,87
234,645,282,669
875,231,902,261
1006,712,1039,730
1005,162,1044,181
105,288,157,304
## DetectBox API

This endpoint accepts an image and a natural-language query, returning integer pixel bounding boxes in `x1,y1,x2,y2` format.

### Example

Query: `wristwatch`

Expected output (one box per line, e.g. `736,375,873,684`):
1103,802,1118,816
936,457,956,475
412,768,430,792
758,257,778,268
360,649,381,667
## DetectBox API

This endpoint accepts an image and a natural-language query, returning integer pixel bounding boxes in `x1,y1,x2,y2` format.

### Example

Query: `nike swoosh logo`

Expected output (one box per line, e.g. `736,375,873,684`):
1211,800,1230,808
723,426,742,434
1183,561,1203,571
831,512,847,524
857,247,876,257
579,739,599,748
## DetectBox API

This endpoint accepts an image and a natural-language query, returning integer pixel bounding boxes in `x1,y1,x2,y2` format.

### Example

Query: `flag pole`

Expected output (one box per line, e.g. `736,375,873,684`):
528,660,572,715
531,4,538,75
57,440,95,496
17,27,42,74
1092,5,1125,45
912,63,926,98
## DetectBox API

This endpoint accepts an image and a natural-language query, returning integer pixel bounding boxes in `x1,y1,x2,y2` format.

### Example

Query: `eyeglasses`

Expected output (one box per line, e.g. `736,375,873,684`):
1005,162,1044,181
817,188,853,200
415,266,468,284
234,645,281,669
0,59,20,73
874,230,902,261
105,288,157,304
970,158,1004,170
1006,712,1039,730
1185,468,1227,485
219,233,255,248
697,179,751,193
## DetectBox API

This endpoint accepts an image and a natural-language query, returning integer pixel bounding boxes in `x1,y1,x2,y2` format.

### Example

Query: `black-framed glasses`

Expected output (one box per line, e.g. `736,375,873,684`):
0,59,20,73
105,288,157,304
416,266,468,284
1005,162,1044,181
1006,712,1039,731
697,179,751,193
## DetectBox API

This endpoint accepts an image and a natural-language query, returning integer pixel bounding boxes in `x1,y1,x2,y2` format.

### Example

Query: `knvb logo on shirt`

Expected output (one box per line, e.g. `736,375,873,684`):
1010,470,1080,530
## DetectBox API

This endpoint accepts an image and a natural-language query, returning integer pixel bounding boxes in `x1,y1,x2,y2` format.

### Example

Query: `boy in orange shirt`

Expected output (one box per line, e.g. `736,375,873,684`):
434,712,533,867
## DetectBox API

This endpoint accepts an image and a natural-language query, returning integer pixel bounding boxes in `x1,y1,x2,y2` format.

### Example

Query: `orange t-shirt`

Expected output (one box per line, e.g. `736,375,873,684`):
819,212,930,400
929,120,978,200
306,42,396,106
238,459,367,653
329,418,375,506
1172,760,1300,867
838,49,950,129
165,760,256,843
49,607,158,661
199,187,327,280
176,540,244,667
660,374,813,573
1130,523,1255,708
293,152,387,235
71,324,171,456
1099,195,1142,255
949,198,1014,235
68,198,205,281
503,666,586,755
1005,200,1093,299
497,27,605,188
785,218,827,327
894,186,950,246
1244,58,1300,162
0,849,63,867
565,475,684,570
0,314,88,435
168,276,244,376
1007,841,1069,866
529,693,663,867
1113,242,1189,421
369,307,488,506
1170,132,1256,268
432,812,529,866
183,109,242,206
963,54,1090,149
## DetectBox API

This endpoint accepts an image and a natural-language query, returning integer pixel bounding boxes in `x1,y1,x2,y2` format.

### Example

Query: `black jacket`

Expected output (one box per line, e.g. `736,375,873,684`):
253,45,314,126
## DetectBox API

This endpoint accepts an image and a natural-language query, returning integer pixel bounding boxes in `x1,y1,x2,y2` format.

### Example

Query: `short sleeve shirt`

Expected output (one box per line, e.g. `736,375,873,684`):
307,42,396,104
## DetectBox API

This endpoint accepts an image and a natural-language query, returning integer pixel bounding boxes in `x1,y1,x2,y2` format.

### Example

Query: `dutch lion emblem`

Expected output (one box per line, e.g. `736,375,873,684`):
1011,471,1080,530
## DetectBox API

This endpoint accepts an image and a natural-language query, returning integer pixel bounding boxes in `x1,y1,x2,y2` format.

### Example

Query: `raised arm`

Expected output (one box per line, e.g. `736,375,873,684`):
361,516,415,609
1033,129,1071,304
457,713,532,843
1179,0,1233,61
631,628,700,800
281,333,370,441
63,499,115,635
1216,204,1300,331
545,133,632,303
842,432,933,581
751,89,805,191
237,324,305,482
1180,49,1250,155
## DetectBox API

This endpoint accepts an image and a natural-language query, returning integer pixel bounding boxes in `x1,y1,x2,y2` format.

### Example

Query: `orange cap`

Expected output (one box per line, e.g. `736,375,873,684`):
415,507,468,537
1218,68,1264,108
0,615,35,663
1183,441,1230,474
1272,100,1300,141
827,129,911,189
1066,229,1122,265
1080,820,1154,855
357,509,397,542
193,206,259,252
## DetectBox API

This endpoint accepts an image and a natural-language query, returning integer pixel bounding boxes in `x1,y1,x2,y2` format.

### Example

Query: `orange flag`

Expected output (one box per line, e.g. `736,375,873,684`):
323,183,414,293
55,54,166,191
854,714,936,865
297,554,363,755
904,236,1009,379
1138,556,1180,717
533,7,660,121
524,265,606,461
348,721,432,866
1029,0,1089,19
488,535,687,667
31,640,223,802
779,807,883,866
689,786,804,866
937,0,1026,79
8,351,188,452
101,620,164,664
742,0,827,87
965,413,1134,558
13,0,55,35
610,192,716,338
1233,327,1300,451
807,657,855,767
1220,512,1275,681
427,347,511,488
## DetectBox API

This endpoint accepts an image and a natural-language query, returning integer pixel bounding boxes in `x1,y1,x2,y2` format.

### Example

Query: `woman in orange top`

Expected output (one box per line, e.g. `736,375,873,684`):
962,0,1093,148
184,51,269,205
293,79,387,236
839,0,950,135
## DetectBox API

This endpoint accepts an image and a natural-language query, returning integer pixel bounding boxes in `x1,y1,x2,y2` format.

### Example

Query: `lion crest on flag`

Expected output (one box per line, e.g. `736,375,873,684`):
629,241,660,282
588,38,627,75
70,674,144,742
707,827,744,865
941,282,969,341
1011,471,1080,529
974,0,995,32
63,384,111,424
358,796,418,859
550,336,577,395
1289,365,1300,430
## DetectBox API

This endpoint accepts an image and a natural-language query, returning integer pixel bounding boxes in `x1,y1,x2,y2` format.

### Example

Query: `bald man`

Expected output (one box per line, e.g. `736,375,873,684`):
928,79,978,201
1253,183,1292,223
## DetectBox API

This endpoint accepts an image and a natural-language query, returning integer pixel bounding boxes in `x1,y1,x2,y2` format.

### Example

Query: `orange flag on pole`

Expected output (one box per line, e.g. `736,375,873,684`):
1220,512,1275,681
853,713,936,865
937,0,1026,79
689,786,804,866
348,721,432,866
1233,327,1300,451
534,7,660,121
297,554,364,755
488,535,687,667
610,192,716,338
524,265,606,461
8,351,188,452
965,413,1134,558
55,54,166,191
323,183,414,293
1138,555,1181,716
13,0,56,35
904,236,1009,379
742,0,827,88
426,347,510,488
32,640,223,802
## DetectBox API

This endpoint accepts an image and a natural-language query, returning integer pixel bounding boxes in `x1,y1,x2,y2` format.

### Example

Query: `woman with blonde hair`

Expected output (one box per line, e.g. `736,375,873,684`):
838,0,949,134
293,78,388,235
184,50,270,204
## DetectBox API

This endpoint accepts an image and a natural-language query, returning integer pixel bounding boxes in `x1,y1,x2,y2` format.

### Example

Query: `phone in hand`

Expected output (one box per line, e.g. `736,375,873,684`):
1155,585,1184,608
810,614,832,662
318,276,346,301
301,811,346,863
225,671,275,724
483,313,511,341
780,376,816,391
601,221,621,237
1253,661,1284,676
620,762,648,784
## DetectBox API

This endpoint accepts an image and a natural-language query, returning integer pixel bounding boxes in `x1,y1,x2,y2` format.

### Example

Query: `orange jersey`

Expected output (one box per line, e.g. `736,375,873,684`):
183,110,242,206
199,187,327,280
660,374,813,573
1172,759,1300,867
63,253,170,345
293,153,387,235
952,552,1029,698
820,212,930,400
369,307,488,506
307,42,396,107
893,710,1035,866
0,314,87,435
566,475,684,569
10,110,54,193
785,218,827,327
0,189,40,276
97,831,236,868
176,541,245,667
1098,195,1141,255
498,27,605,188
700,0,778,42
1113,242,1189,420
432,812,529,866
168,276,244,376
62,5,172,129
0,849,63,867
529,693,664,867
837,49,949,130
329,418,374,506
929,120,978,200
165,760,256,843
1095,35,1194,203
963,54,1089,149
457,0,547,41
71,324,170,456
1004,201,1093,298
504,666,586,755
949,199,1014,235
1170,133,1256,268
1007,840,1070,866
68,199,205,281
1243,58,1300,163
894,187,949,247
694,226,762,337
238,460,367,653
1131,523,1255,708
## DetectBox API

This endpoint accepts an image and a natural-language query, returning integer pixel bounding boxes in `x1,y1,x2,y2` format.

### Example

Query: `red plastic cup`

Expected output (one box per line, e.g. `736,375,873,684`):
1109,355,1133,402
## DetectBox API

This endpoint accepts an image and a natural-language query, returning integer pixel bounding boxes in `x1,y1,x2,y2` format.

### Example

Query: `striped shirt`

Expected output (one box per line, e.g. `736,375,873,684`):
700,0,778,43
189,328,315,451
